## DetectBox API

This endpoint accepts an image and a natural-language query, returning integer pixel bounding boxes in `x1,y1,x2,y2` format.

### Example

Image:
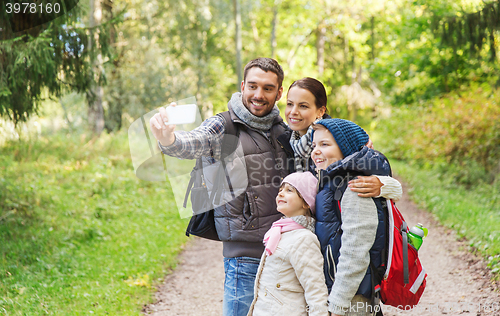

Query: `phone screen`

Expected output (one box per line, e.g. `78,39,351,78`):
165,104,197,125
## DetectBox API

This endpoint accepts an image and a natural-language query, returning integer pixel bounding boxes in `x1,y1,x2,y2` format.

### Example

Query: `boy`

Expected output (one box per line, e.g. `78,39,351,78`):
311,119,392,316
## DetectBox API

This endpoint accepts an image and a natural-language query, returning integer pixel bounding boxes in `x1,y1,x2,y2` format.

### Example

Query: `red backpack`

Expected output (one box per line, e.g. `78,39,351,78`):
376,200,427,309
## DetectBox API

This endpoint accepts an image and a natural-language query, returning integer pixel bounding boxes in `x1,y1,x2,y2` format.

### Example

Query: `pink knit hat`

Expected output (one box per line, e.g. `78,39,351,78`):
281,172,319,214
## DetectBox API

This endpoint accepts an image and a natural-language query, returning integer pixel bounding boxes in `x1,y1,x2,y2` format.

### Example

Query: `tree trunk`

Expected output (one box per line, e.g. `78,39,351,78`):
351,48,356,84
102,0,122,133
250,13,260,43
234,0,242,90
370,16,375,60
343,36,349,84
349,66,362,122
490,28,496,62
88,0,104,135
60,98,73,130
270,0,279,59
317,23,326,76
287,29,314,69
88,87,104,134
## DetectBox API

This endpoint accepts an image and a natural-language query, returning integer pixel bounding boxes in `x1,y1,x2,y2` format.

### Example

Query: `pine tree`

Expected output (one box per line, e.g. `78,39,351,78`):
0,3,120,125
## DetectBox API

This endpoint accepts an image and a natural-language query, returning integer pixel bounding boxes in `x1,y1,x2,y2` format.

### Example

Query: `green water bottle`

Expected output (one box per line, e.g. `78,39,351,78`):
408,223,428,251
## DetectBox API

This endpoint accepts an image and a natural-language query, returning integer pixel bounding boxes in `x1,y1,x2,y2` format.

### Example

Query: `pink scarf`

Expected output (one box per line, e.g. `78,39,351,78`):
263,218,305,255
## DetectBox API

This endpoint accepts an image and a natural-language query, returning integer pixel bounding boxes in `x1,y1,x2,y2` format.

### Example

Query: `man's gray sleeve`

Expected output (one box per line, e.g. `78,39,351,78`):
158,115,225,160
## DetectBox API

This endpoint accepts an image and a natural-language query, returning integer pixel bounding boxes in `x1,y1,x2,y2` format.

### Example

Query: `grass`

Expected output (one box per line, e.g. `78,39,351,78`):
391,160,500,277
0,130,190,315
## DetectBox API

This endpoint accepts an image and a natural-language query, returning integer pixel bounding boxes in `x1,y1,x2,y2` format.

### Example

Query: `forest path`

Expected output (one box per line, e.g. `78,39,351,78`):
143,179,500,315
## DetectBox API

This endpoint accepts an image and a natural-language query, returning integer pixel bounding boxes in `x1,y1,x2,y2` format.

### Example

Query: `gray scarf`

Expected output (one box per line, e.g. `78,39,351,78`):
229,92,280,131
289,125,314,172
289,215,316,233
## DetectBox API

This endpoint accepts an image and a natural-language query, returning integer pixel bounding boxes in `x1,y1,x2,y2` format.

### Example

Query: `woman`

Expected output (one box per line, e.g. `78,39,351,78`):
278,77,401,200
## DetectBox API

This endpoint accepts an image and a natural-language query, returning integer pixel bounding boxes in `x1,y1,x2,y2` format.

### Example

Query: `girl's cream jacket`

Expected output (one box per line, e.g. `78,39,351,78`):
247,229,329,316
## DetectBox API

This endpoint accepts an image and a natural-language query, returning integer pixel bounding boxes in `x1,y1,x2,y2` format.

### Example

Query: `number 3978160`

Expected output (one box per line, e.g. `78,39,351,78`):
5,2,61,14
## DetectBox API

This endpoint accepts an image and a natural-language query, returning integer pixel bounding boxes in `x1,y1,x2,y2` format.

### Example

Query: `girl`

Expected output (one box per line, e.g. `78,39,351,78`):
247,172,329,316
280,77,402,201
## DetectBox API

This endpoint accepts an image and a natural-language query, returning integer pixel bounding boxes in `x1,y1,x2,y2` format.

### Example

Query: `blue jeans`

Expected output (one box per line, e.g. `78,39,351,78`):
223,257,260,316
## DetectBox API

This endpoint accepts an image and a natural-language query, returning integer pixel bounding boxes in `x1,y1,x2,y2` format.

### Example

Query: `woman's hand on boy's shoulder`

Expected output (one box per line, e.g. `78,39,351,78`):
366,138,373,149
348,176,382,198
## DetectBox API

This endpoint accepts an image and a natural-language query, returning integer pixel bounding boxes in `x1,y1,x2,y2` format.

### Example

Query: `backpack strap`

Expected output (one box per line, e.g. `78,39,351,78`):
369,261,383,315
182,158,203,208
401,221,409,284
209,160,226,203
214,111,240,203
217,111,239,159
183,112,239,208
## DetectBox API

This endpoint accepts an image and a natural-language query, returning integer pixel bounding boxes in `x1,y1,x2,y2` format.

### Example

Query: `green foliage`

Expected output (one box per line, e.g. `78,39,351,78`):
390,160,500,278
104,0,239,120
375,86,500,186
103,0,395,122
0,4,120,125
431,0,500,61
370,0,500,105
3,0,499,127
0,131,188,314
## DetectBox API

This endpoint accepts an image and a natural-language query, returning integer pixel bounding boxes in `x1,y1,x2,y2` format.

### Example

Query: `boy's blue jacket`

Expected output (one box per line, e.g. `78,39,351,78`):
314,146,392,299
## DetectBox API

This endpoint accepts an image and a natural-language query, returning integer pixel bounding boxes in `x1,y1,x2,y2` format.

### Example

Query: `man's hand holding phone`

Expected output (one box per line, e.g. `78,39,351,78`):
150,102,177,147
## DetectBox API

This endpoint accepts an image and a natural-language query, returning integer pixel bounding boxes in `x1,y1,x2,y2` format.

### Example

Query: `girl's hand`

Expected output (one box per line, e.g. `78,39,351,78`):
348,175,383,197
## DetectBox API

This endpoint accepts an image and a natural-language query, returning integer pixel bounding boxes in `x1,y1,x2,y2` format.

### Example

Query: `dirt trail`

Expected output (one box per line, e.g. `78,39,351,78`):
144,180,499,316
143,238,224,315
380,181,499,315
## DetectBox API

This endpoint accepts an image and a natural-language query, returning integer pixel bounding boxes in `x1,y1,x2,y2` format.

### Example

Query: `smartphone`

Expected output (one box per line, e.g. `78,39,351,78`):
164,104,197,125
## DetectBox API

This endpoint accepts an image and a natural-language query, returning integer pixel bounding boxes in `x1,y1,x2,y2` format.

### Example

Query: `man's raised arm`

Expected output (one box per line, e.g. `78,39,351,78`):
150,103,225,160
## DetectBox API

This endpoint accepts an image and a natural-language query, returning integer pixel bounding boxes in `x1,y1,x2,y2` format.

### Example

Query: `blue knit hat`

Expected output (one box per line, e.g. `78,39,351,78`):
313,119,369,157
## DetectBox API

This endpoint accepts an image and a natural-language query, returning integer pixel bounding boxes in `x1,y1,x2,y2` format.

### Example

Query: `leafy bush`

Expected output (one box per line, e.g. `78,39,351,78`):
376,86,500,185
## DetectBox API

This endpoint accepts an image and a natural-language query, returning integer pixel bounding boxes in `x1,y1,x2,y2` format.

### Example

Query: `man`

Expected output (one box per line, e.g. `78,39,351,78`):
150,58,291,316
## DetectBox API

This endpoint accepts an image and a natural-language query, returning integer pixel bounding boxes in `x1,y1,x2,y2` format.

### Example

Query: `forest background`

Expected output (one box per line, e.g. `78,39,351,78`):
1,0,499,314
